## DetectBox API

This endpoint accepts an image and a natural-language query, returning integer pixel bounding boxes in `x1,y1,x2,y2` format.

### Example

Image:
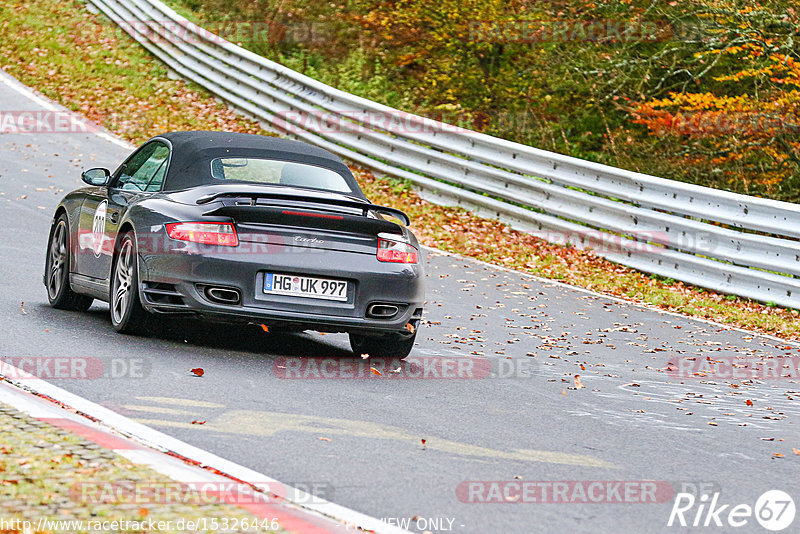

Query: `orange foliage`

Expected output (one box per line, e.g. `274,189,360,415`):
632,45,800,195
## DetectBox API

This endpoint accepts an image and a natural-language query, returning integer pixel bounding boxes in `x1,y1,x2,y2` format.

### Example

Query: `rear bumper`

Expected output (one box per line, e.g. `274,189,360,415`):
136,240,424,334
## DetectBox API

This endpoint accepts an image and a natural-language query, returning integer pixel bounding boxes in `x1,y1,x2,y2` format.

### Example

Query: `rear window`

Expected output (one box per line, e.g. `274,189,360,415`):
210,157,352,193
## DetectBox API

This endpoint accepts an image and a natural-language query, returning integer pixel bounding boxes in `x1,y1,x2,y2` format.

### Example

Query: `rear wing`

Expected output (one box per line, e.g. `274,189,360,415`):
196,190,410,226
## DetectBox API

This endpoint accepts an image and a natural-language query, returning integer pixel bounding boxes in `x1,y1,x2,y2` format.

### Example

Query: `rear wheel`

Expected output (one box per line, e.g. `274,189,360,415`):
45,214,93,311
110,232,149,334
349,331,417,359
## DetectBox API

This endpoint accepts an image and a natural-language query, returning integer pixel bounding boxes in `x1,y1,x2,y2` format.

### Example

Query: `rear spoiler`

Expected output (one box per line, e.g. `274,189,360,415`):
196,191,410,226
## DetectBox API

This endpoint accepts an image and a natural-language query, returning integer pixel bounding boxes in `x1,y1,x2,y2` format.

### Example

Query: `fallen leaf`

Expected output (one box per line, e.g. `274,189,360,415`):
138,508,149,517
708,421,718,426
405,323,415,334
190,368,204,377
421,439,427,449
20,302,27,315
574,375,585,389
773,453,784,458
318,437,331,441
260,324,269,332
746,399,754,406
792,448,800,455
190,420,206,425
370,367,382,376
361,353,369,359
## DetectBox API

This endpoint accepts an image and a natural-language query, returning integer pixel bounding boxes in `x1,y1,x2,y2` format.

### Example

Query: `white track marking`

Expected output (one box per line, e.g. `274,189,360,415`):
0,70,134,149
0,361,409,533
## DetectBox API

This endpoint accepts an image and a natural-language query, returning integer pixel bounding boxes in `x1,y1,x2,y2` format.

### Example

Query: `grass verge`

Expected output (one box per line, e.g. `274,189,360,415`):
0,402,279,532
0,0,797,339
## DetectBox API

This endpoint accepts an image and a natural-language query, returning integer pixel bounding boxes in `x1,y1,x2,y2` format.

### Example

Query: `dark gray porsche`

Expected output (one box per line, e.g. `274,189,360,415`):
44,131,424,357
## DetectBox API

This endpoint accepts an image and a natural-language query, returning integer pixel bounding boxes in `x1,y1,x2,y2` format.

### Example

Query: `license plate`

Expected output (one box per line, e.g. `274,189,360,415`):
264,273,348,302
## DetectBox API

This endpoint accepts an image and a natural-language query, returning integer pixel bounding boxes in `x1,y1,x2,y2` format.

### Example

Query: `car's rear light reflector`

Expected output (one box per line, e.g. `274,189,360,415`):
377,238,418,263
165,222,239,246
282,210,343,220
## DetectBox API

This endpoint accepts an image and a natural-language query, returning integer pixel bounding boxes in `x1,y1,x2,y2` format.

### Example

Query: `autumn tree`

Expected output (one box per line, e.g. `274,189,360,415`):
623,2,800,199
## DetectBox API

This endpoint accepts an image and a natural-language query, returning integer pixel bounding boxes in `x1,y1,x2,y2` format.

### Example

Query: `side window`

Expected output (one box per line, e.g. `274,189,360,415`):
144,145,169,192
116,142,170,192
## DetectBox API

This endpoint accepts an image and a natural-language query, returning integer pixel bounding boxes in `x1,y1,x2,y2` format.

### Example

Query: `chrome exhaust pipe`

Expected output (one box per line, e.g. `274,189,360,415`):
367,303,399,318
205,287,241,305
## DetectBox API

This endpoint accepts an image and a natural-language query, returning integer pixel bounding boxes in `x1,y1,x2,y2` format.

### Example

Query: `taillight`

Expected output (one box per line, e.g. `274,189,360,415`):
165,222,239,247
377,238,418,263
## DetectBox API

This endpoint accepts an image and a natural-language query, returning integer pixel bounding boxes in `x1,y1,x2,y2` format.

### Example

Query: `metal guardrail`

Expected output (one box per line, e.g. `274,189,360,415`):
88,0,800,309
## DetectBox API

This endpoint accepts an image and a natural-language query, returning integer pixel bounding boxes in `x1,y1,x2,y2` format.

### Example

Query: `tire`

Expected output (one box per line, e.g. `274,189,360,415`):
349,331,417,359
110,232,149,334
45,214,93,311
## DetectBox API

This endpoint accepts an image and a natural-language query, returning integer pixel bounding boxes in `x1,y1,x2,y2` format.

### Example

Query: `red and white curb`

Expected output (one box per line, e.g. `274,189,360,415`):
0,361,410,534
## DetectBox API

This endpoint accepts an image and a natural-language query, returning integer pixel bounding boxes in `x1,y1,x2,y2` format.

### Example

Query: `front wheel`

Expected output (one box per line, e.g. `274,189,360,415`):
45,214,93,311
110,232,149,334
349,331,417,359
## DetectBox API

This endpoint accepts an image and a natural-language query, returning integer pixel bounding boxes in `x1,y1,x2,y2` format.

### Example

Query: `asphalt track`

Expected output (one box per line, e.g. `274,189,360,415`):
0,72,798,533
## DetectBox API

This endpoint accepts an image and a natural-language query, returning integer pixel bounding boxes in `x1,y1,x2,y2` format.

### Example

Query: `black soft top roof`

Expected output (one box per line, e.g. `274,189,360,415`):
150,131,360,194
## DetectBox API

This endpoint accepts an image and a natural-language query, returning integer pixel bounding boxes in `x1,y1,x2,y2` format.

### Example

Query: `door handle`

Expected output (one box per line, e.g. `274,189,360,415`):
109,211,119,224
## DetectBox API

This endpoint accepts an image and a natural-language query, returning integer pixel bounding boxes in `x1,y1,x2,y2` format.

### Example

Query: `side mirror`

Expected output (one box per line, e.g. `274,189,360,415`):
81,168,111,186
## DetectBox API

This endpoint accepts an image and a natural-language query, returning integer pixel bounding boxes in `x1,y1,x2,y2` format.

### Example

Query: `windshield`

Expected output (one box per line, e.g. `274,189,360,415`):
210,157,353,194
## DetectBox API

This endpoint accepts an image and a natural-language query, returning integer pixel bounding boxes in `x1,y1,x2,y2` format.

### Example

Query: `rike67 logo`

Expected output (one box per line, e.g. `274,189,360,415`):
668,490,795,531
